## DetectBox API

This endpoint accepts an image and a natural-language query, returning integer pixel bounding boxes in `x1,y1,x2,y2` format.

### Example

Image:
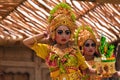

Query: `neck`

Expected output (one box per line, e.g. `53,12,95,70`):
84,54,94,61
55,43,69,49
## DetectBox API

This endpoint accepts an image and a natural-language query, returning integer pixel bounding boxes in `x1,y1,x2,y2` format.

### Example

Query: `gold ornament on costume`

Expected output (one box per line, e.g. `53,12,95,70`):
48,3,77,40
74,26,97,47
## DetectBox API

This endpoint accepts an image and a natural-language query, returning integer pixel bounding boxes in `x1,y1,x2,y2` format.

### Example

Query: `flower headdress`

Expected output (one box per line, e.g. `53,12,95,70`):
48,2,77,40
74,26,97,47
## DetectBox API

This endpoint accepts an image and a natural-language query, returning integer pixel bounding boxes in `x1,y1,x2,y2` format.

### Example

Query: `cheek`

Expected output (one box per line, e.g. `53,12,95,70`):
66,35,71,39
55,34,61,40
92,47,96,52
55,35,58,39
83,47,87,53
83,47,88,55
84,47,88,51
67,36,70,39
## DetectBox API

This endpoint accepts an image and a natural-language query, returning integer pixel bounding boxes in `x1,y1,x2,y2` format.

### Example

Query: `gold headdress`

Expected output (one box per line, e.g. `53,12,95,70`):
48,3,77,40
74,26,97,47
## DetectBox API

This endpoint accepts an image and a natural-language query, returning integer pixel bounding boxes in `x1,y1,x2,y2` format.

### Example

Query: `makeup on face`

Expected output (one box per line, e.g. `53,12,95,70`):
55,25,71,45
57,30,71,35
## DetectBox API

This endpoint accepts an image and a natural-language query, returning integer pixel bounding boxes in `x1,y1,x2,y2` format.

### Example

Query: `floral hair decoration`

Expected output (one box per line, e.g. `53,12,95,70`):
74,26,97,48
48,2,77,40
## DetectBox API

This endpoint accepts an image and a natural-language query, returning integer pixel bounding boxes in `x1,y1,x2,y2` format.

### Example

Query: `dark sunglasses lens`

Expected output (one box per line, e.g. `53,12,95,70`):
57,30,63,35
65,30,71,35
91,43,96,47
85,43,90,47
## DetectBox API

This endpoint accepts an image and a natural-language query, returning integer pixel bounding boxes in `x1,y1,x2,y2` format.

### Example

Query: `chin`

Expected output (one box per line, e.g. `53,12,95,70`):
88,53,94,55
61,43,66,45
60,41,67,44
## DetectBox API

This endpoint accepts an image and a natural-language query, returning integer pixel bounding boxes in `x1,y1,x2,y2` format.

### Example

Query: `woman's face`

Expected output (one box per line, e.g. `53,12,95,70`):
83,39,96,56
55,25,71,45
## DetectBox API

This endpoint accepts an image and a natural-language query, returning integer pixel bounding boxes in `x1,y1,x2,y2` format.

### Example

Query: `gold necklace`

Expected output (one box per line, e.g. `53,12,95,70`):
52,46,71,58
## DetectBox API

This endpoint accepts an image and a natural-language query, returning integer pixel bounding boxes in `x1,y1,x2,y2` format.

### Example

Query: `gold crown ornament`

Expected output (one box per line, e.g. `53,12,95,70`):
74,26,97,47
48,3,77,40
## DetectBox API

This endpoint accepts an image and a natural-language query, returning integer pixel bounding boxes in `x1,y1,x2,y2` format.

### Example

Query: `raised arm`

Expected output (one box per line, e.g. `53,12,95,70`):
23,33,48,48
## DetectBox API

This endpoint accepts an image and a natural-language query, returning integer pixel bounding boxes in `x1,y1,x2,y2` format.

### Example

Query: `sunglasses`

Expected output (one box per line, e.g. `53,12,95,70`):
57,30,71,35
84,43,96,47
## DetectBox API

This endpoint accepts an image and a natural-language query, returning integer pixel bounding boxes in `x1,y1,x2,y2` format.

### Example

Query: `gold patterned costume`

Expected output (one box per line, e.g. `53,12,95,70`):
74,26,116,80
32,42,88,80
31,3,89,80
74,26,100,80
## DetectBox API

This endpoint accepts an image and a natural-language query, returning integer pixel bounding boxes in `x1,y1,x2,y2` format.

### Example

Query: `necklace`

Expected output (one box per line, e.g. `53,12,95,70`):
52,44,72,58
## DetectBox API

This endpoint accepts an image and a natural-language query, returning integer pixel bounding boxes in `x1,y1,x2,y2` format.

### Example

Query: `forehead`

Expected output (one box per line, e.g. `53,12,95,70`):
85,39,95,43
56,25,69,30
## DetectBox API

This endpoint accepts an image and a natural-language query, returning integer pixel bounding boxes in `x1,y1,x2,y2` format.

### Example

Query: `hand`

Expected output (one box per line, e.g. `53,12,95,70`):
112,71,120,78
87,67,97,74
91,68,97,74
40,31,50,43
43,31,49,39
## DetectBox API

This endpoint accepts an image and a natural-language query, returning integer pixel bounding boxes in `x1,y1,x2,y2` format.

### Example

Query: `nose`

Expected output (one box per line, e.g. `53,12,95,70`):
90,46,94,49
62,35,66,39
62,33,67,37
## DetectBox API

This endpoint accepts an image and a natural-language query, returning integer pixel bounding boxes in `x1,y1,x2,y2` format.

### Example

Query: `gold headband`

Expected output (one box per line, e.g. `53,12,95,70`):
48,3,77,39
74,26,97,47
